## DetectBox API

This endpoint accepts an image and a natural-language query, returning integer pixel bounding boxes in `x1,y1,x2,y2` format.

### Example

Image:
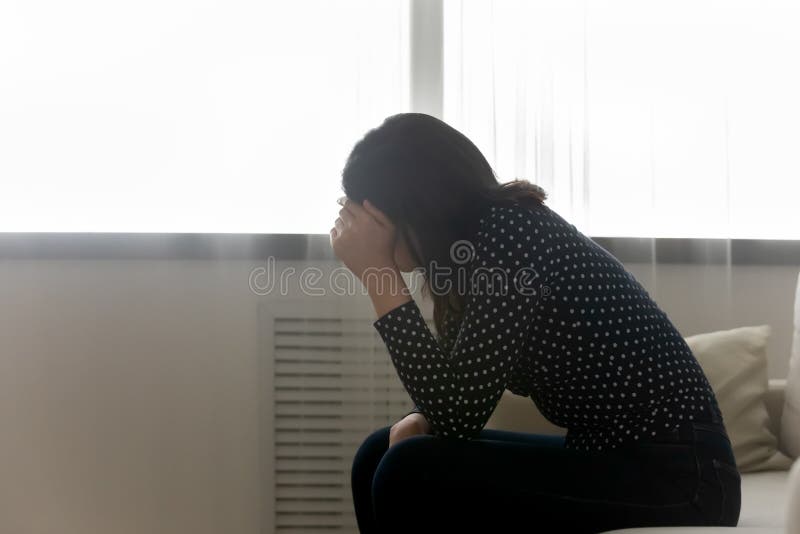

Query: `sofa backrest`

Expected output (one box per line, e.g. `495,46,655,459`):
486,391,564,436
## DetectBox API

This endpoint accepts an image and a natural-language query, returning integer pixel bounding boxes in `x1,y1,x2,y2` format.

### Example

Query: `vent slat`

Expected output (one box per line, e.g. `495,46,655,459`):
275,390,411,403
276,419,392,432
276,472,349,485
275,362,396,375
275,514,358,534
275,431,377,442
274,349,389,360
275,403,406,417
276,500,353,513
275,317,378,334
274,376,401,389
275,334,384,349
276,459,351,471
274,348,390,362
276,486,349,500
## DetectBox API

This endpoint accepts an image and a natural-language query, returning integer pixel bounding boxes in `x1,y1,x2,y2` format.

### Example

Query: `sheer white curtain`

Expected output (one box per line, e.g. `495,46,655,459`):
0,0,409,233
443,0,800,239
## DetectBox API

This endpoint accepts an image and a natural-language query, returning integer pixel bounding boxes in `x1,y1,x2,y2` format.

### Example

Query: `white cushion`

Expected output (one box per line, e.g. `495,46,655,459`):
738,470,790,527
600,528,779,533
782,272,800,458
686,326,792,473
788,460,800,534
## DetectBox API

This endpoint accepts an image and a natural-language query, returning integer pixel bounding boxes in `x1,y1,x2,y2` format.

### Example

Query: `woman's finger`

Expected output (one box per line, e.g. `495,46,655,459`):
338,207,355,225
342,198,368,220
362,199,393,227
337,196,367,224
334,217,345,233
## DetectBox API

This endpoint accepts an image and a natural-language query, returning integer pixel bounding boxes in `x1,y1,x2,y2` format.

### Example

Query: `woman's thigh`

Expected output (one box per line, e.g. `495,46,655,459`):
370,430,703,533
477,427,566,447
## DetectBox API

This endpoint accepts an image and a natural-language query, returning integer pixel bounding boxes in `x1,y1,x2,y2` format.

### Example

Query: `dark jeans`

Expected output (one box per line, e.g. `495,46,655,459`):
351,420,741,533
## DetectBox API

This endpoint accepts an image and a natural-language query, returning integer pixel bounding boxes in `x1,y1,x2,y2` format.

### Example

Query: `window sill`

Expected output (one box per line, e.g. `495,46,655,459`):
0,233,798,265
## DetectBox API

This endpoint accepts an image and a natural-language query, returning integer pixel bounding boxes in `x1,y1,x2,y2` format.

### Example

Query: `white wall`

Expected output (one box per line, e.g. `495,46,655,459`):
0,259,266,534
0,258,796,533
626,262,798,379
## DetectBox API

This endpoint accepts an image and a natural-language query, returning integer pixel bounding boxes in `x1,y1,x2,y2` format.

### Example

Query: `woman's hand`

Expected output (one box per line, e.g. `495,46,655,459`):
389,413,431,447
330,198,397,282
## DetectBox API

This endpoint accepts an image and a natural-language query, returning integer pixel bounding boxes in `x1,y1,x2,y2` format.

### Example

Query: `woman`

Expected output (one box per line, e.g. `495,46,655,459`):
330,113,740,533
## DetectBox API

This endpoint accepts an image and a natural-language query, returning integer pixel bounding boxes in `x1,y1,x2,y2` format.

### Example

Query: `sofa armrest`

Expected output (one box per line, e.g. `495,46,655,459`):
788,459,800,534
766,378,786,439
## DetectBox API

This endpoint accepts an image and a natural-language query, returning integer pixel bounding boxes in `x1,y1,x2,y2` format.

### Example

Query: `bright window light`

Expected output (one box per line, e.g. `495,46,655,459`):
444,0,800,239
3,0,799,238
0,0,409,233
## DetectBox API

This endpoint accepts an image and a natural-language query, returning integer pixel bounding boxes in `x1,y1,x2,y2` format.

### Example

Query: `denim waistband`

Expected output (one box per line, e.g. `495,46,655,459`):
657,420,728,442
650,419,738,468
645,397,725,443
652,421,730,444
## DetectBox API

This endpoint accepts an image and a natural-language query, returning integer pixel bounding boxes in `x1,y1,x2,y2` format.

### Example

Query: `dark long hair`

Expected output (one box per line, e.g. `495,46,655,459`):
341,113,546,336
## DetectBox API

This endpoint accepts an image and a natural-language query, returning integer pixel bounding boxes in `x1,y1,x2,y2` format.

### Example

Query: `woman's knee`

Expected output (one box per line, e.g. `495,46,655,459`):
371,434,437,497
352,426,391,478
371,435,451,531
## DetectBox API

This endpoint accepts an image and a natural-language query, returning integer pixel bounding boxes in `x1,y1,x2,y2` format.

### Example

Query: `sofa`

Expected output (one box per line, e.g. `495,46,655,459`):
486,379,797,533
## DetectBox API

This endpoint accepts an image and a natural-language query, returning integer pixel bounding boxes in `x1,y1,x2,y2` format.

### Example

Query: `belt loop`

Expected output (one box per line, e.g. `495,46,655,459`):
708,397,722,424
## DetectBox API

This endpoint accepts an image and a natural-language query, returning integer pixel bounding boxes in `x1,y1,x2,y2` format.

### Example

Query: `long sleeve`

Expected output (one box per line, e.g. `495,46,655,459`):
396,317,457,423
374,205,540,439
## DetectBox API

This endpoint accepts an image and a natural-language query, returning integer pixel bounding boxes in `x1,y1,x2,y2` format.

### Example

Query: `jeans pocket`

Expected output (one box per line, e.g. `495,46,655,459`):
711,459,741,526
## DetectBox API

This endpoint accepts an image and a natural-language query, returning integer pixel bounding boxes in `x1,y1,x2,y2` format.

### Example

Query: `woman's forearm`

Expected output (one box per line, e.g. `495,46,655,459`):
363,266,413,319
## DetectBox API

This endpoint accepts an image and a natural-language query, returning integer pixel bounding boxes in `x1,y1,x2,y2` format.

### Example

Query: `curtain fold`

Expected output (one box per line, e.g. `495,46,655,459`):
443,0,800,240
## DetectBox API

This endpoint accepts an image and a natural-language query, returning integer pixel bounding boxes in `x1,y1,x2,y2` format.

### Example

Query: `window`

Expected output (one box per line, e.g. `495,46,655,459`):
443,0,800,238
0,0,409,233
2,0,798,238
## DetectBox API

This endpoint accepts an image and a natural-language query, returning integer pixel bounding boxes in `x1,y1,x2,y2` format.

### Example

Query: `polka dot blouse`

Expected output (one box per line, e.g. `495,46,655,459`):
373,202,724,451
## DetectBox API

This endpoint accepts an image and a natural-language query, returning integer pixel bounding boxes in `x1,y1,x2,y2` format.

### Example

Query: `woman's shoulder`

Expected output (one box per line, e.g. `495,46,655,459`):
467,201,549,269
471,200,597,273
475,201,555,238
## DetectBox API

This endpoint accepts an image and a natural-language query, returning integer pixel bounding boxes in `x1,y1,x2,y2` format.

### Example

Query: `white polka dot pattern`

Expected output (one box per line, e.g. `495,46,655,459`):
374,203,723,451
